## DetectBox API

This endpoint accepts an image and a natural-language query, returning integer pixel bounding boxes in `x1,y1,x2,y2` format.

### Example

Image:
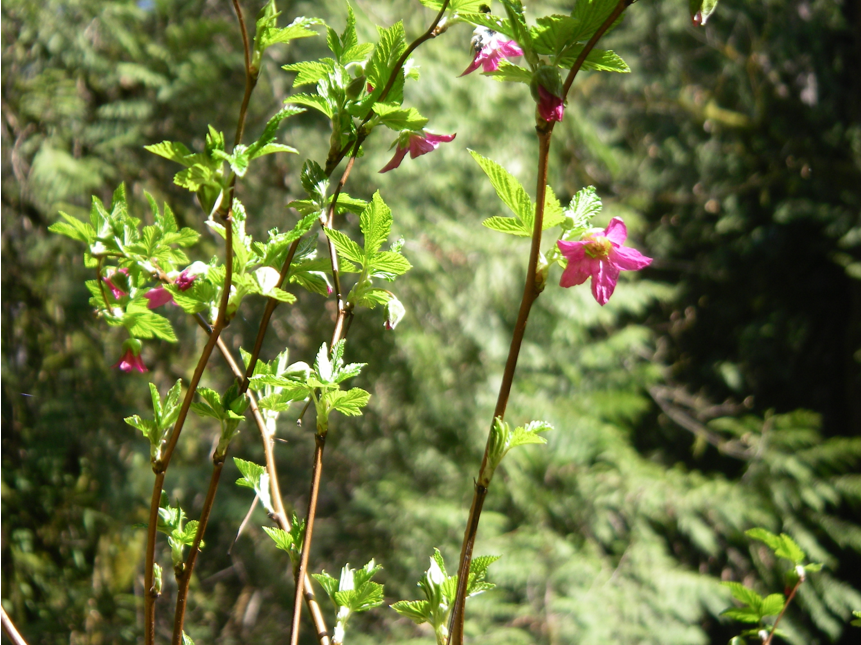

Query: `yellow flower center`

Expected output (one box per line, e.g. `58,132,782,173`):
583,235,612,259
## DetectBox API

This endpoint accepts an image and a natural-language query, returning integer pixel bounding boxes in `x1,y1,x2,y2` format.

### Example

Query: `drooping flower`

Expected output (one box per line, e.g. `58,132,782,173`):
557,217,652,305
537,85,565,123
113,339,147,373
103,267,129,300
379,131,456,173
460,30,523,76
144,286,174,309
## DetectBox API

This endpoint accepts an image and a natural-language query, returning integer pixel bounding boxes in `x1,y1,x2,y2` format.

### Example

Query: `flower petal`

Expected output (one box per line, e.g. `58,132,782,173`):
144,286,175,309
604,217,628,245
591,260,620,305
498,40,524,57
460,54,483,77
379,145,409,173
422,132,456,144
537,85,564,123
558,242,595,288
409,135,438,158
610,245,652,271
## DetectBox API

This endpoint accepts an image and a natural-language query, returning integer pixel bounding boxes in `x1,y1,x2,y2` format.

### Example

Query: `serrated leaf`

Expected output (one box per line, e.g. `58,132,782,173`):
391,600,430,624
360,191,393,258
328,388,370,417
775,534,806,564
482,216,531,237
324,228,365,265
257,16,322,52
760,593,786,618
372,103,428,131
531,14,582,60
469,150,533,223
313,571,340,598
720,607,763,623
485,59,532,84
144,141,195,166
722,581,764,610
283,60,336,87
263,526,295,552
745,528,782,551
286,93,333,118
174,164,219,192
125,297,177,342
50,212,95,243
368,252,412,280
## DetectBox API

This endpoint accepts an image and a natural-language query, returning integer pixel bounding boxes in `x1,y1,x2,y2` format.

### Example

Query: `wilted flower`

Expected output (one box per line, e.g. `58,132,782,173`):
113,339,147,373
144,286,174,309
103,267,129,299
379,131,456,173
461,30,523,76
557,217,652,305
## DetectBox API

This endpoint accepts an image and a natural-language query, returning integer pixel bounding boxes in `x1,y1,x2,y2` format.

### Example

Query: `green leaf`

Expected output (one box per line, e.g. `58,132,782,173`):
313,571,340,598
360,191,393,257
720,606,763,623
543,185,566,229
49,212,95,243
482,216,531,237
327,388,371,417
571,0,625,44
775,534,806,564
459,12,517,41
469,150,533,223
144,141,196,166
745,528,781,551
486,60,532,84
500,0,537,66
372,103,428,131
263,526,295,552
559,47,630,73
509,420,553,448
391,599,430,624
366,21,406,96
760,593,786,618
282,60,336,87
722,581,764,611
124,415,158,443
286,93,333,118
247,106,305,159
851,610,861,627
125,298,177,342
531,14,582,60
690,0,720,25
418,0,487,10
233,457,273,512
324,228,365,266
257,16,322,53
367,252,412,280
174,164,220,192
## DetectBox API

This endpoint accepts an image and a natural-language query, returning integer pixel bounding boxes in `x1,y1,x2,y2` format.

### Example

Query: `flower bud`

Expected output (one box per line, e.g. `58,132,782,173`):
346,74,366,99
530,65,563,101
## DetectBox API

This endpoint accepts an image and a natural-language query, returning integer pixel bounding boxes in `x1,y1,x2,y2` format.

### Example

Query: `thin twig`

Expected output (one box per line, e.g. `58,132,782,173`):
763,578,802,645
447,4,634,642
231,0,258,148
1,608,29,645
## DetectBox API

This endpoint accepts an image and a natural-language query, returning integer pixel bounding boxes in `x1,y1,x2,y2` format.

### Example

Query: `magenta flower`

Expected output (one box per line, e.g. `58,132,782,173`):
460,35,523,76
537,85,565,123
379,131,456,173
103,267,129,299
174,268,197,291
113,340,148,373
144,286,175,309
557,217,652,305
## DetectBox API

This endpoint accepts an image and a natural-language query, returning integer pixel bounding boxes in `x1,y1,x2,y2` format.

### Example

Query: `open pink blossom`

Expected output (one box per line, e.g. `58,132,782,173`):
113,346,148,373
144,286,174,309
537,85,564,123
379,131,456,173
557,217,652,305
460,35,523,76
103,267,129,299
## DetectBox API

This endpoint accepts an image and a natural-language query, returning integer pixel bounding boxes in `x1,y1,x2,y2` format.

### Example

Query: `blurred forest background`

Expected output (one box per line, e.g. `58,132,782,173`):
2,0,860,643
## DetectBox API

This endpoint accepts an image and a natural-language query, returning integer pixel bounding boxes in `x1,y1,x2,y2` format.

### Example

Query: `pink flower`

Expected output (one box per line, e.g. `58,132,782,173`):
379,131,456,173
460,35,523,76
144,286,174,309
537,85,564,123
175,268,197,291
113,343,148,373
557,217,652,305
103,267,129,299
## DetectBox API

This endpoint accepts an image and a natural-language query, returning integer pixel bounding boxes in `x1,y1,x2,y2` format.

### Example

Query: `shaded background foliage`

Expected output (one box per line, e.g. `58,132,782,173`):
2,1,860,644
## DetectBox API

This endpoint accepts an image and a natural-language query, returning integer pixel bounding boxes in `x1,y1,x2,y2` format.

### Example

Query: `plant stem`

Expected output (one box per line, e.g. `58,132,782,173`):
1,608,28,645
763,578,802,645
243,237,302,388
290,431,327,645
231,0,258,148
447,4,633,641
144,212,234,645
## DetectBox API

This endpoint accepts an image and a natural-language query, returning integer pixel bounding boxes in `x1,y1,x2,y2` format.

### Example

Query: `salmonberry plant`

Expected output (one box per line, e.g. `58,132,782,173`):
46,1,818,644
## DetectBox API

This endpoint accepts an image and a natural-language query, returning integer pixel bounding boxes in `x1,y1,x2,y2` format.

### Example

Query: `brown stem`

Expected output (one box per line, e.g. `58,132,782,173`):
290,432,327,645
447,129,553,645
1,608,28,645
171,459,225,645
763,578,802,645
243,237,303,387
231,0,258,148
145,213,234,645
